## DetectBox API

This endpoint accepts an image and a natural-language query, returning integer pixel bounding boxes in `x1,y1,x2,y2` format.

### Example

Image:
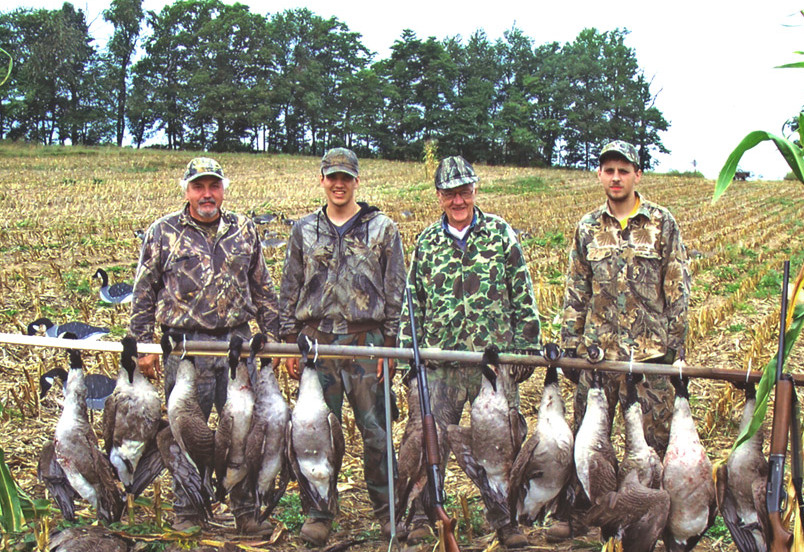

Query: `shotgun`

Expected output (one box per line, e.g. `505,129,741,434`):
768,260,793,552
405,287,460,552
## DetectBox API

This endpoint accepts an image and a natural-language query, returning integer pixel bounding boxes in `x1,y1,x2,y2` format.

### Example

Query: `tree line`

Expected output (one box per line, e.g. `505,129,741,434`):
0,0,669,169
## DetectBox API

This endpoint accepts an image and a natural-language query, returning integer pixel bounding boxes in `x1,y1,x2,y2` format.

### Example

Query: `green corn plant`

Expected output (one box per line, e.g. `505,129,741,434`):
0,446,25,533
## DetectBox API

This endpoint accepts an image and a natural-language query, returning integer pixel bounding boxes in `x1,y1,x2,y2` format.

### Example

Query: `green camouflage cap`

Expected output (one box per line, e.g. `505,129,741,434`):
183,157,226,182
600,140,640,167
434,155,479,190
321,147,359,178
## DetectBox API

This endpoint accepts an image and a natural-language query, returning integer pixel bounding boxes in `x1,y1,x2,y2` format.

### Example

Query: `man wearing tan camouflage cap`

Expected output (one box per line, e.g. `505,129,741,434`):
548,140,691,541
130,157,279,534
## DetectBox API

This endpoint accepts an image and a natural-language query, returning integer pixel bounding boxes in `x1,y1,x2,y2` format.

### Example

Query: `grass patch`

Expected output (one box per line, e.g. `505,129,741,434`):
275,492,305,533
726,323,745,333
481,176,547,195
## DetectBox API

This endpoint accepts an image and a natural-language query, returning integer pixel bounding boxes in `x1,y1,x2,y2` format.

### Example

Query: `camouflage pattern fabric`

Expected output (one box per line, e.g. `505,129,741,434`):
399,207,541,355
130,204,279,342
561,192,690,362
279,203,406,341
302,327,392,520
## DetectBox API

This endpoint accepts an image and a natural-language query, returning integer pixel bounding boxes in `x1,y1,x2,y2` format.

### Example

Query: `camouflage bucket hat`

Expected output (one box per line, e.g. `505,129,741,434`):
599,140,640,167
434,156,478,190
321,147,359,178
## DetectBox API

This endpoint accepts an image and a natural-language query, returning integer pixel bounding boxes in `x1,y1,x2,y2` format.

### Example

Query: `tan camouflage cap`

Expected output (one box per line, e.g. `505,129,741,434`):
434,156,479,190
600,141,640,167
321,148,359,178
179,157,229,190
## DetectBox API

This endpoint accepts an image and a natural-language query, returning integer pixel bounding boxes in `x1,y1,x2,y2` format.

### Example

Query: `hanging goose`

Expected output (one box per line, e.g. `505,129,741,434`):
38,439,80,522
162,332,216,510
446,345,524,525
662,375,716,552
155,424,210,524
40,367,116,411
714,382,769,552
619,372,662,489
93,268,133,304
508,357,573,524
214,335,255,502
52,339,124,523
287,334,345,518
244,333,290,522
27,317,109,340
102,336,162,514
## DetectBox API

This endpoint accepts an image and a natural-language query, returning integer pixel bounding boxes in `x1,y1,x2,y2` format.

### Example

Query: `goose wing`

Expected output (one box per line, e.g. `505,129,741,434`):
156,426,210,519
327,411,345,515
38,440,78,522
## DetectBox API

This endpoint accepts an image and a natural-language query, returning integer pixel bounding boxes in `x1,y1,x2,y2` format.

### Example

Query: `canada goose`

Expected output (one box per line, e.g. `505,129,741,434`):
287,334,345,518
244,333,290,522
509,362,573,524
619,372,662,489
162,332,216,512
52,342,124,523
102,336,162,515
156,424,210,524
575,370,618,508
662,376,716,552
38,439,79,522
40,367,116,411
28,317,109,340
447,345,524,526
93,268,133,304
714,382,769,552
214,335,255,502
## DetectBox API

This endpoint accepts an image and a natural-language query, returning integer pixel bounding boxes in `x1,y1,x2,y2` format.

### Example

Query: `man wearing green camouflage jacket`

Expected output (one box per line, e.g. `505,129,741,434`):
279,147,406,547
130,157,279,534
396,155,540,549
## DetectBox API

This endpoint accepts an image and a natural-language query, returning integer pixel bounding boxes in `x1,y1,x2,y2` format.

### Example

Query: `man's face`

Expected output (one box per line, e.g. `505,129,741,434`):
185,175,224,222
438,183,475,230
598,157,641,204
320,172,359,208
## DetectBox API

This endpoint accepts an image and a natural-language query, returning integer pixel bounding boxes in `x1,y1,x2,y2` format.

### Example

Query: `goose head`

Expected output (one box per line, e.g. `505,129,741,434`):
228,335,245,380
670,375,690,399
27,317,55,336
249,333,269,369
624,372,644,407
481,345,499,392
93,268,109,287
297,333,318,371
40,368,68,399
121,336,138,384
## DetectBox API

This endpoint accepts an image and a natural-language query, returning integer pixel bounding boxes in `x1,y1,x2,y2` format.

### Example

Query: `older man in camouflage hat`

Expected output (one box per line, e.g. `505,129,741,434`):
547,140,691,541
396,155,541,549
130,157,279,534
279,147,406,547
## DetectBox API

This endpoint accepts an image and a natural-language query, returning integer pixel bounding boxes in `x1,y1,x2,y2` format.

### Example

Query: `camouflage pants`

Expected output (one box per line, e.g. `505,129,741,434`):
397,362,524,531
163,324,258,522
301,327,392,521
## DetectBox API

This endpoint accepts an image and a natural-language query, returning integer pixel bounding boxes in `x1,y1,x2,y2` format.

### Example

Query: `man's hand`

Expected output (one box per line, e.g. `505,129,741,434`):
285,357,301,380
138,353,161,380
377,358,396,382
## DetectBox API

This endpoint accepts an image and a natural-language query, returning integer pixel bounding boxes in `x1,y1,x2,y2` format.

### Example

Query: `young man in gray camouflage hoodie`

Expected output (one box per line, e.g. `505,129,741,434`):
279,147,406,547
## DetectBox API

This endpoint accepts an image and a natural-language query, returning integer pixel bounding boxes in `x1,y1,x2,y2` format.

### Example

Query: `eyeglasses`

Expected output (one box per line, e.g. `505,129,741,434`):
439,188,474,201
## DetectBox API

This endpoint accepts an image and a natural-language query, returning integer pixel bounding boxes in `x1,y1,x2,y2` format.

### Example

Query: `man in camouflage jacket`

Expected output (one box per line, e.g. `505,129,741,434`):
279,148,406,546
130,157,279,534
550,140,690,541
396,155,540,549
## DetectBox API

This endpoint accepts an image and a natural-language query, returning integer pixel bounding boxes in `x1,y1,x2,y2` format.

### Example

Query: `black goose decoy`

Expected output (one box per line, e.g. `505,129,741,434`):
447,345,524,525
52,341,124,523
662,376,717,552
28,317,109,341
287,334,345,518
94,268,133,304
715,382,770,552
40,367,117,411
619,372,662,489
244,333,290,522
214,335,255,502
38,439,80,522
251,210,278,225
508,358,573,524
102,336,162,507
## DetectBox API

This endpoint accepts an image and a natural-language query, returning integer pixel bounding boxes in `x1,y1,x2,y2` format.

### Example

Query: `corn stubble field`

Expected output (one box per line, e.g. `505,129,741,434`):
0,143,803,551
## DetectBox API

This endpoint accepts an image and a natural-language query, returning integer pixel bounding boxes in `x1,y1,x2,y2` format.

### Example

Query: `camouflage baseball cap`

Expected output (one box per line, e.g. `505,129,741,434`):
321,147,359,178
183,157,225,182
434,156,479,190
599,140,640,167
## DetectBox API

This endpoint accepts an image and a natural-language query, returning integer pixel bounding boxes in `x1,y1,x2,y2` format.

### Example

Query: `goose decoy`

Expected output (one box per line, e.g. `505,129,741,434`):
244,333,290,522
47,524,133,552
40,367,117,411
214,335,255,502
662,376,716,552
162,333,216,512
618,372,662,489
52,341,124,523
574,370,618,508
508,353,573,524
102,336,162,510
287,334,345,519
27,317,109,341
715,382,769,552
38,439,80,522
133,229,146,241
93,268,133,304
447,345,524,527
251,210,278,225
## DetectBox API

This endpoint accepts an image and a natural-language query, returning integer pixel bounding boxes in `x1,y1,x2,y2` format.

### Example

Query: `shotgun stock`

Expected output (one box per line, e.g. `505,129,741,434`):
405,287,460,552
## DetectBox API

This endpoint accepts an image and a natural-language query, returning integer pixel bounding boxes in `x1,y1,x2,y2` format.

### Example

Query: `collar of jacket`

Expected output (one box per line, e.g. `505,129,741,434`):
600,191,652,224
438,207,488,239
318,201,380,226
178,203,233,234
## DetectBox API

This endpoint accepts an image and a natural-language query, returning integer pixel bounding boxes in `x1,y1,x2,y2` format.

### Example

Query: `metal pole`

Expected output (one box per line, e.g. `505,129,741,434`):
382,358,398,550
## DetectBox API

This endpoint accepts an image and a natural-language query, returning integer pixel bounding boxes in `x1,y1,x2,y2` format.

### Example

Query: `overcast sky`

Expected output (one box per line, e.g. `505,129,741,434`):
6,0,804,180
